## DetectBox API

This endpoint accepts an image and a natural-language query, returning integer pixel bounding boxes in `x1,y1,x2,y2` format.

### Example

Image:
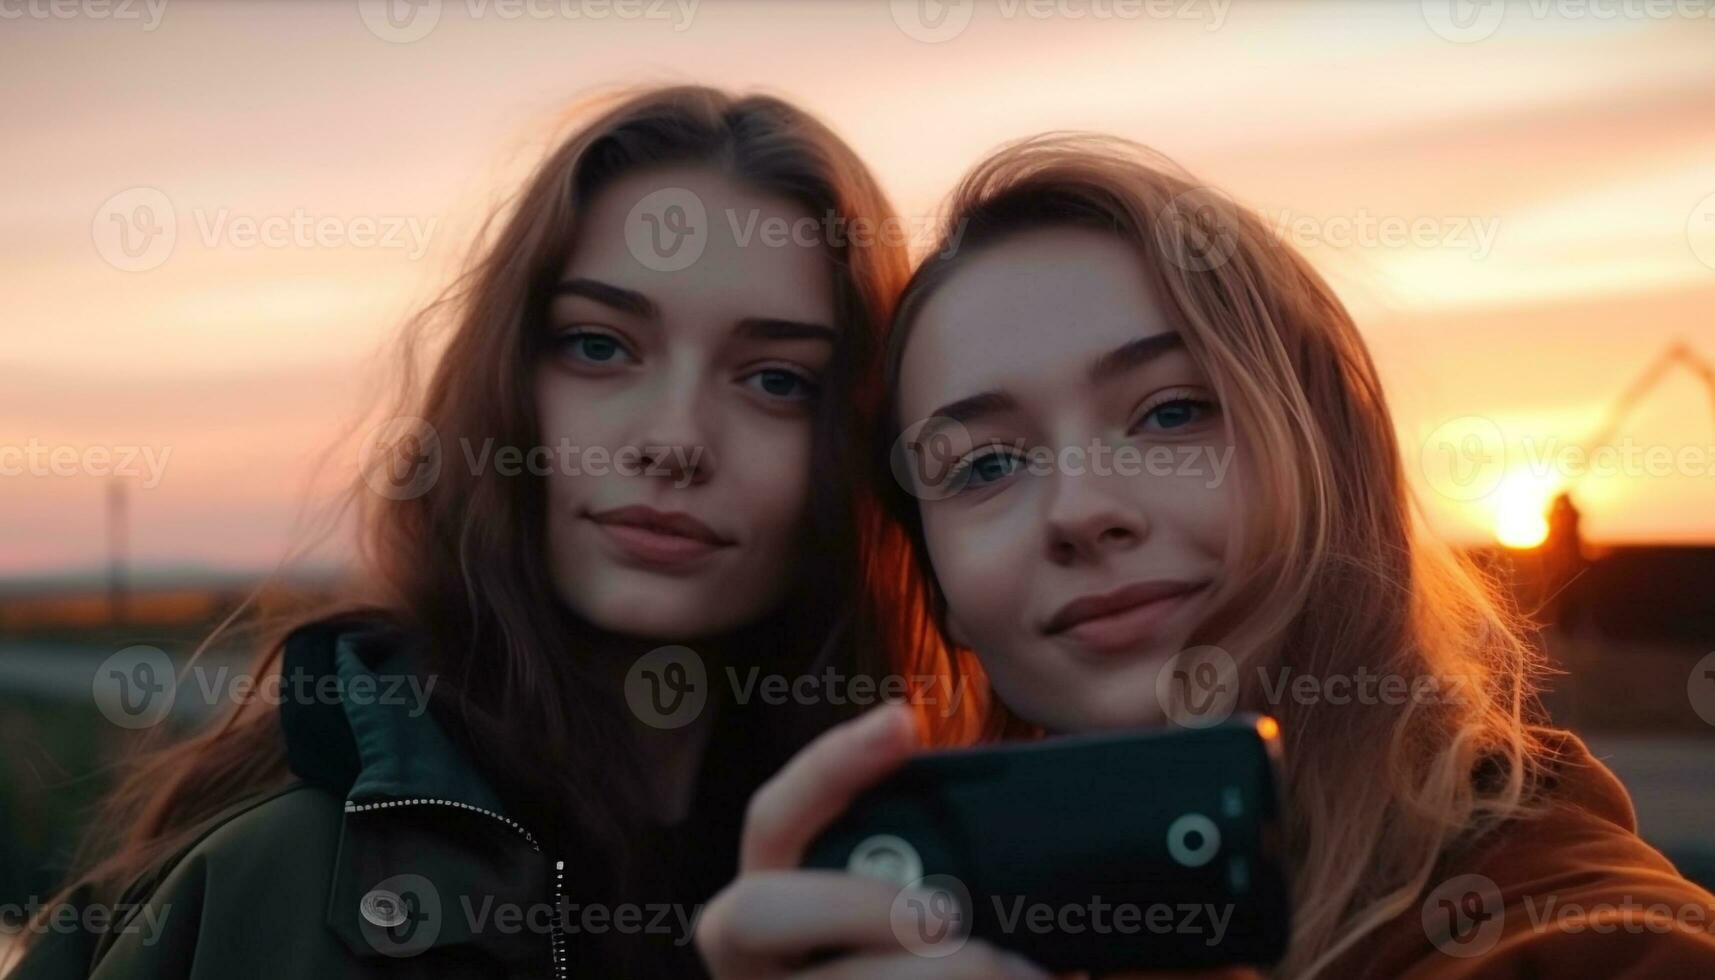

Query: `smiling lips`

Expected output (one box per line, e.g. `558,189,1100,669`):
1044,579,1210,654
586,505,733,568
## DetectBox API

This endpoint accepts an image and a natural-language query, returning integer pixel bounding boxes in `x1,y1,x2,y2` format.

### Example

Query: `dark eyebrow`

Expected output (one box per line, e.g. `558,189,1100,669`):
1089,331,1185,384
736,318,838,345
551,278,656,319
920,390,1018,441
915,332,1184,440
549,281,834,346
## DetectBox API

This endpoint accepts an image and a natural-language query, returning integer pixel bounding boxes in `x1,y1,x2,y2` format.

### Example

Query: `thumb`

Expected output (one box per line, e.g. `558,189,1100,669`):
739,703,918,871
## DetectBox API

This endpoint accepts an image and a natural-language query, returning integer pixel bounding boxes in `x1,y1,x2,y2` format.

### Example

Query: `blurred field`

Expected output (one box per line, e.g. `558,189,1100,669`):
0,576,339,911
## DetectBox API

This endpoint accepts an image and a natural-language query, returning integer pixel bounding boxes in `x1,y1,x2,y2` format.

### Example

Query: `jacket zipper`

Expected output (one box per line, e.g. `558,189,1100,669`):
345,798,568,977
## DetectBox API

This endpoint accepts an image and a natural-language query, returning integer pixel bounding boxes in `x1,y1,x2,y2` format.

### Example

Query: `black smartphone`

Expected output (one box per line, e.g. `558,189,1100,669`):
802,716,1291,974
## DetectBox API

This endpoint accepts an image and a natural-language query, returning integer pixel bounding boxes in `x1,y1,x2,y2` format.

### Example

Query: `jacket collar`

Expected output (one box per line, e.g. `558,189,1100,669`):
282,616,507,814
280,617,555,971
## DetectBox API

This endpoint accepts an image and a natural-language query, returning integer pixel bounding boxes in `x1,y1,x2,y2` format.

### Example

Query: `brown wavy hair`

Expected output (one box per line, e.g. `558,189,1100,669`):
878,134,1557,977
28,85,928,972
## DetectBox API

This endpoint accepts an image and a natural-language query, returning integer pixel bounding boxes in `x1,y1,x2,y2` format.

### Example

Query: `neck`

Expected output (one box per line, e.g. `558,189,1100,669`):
583,629,734,826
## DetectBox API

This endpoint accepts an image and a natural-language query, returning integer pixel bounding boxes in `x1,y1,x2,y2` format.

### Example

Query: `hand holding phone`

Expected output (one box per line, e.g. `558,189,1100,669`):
696,705,1057,980
802,717,1292,975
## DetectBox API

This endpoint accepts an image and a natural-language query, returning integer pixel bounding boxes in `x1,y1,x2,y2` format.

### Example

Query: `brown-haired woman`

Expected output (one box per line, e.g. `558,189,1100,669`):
9,85,918,979
695,135,1715,979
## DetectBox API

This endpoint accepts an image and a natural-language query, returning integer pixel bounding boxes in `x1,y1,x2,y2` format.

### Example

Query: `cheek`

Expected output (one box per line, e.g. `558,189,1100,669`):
722,417,815,545
535,369,607,449
1132,450,1236,564
533,371,637,519
922,510,1020,636
1171,465,1234,561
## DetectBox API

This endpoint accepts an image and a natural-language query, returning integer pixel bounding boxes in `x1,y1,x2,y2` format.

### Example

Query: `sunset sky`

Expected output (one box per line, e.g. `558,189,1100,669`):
3,0,1713,578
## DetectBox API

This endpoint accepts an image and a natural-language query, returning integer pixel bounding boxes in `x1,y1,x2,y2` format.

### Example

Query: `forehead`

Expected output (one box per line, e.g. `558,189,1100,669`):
898,227,1174,420
564,165,837,326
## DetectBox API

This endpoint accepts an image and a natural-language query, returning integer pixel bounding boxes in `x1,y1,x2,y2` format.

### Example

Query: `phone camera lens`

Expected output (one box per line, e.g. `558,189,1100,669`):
847,833,925,886
1166,812,1222,868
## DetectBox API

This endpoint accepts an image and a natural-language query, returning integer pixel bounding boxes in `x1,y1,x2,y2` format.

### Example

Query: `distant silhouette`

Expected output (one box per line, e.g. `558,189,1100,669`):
1542,492,1587,633
1539,340,1714,641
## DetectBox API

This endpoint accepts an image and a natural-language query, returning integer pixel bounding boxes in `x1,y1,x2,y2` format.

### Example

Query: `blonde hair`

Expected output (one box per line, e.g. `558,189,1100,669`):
878,134,1558,977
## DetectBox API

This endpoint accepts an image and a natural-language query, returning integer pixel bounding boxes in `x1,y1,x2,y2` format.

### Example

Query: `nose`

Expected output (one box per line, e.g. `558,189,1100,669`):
634,379,716,487
1043,469,1147,566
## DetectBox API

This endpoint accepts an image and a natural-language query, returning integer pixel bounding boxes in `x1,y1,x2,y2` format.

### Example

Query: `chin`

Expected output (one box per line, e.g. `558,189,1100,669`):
561,587,699,641
1080,695,1168,732
993,670,1167,735
558,577,779,643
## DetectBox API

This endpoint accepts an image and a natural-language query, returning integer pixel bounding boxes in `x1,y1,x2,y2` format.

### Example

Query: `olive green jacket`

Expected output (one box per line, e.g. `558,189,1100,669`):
12,618,576,979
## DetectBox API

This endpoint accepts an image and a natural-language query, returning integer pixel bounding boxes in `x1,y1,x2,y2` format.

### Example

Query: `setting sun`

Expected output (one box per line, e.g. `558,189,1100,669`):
1492,469,1560,549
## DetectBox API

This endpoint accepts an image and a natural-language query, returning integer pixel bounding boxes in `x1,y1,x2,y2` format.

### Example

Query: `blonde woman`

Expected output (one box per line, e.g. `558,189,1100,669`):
695,136,1715,978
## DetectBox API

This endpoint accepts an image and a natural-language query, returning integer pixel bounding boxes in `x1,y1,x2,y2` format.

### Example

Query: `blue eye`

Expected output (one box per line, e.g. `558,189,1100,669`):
1136,397,1217,433
745,367,819,402
556,330,632,365
949,446,1025,493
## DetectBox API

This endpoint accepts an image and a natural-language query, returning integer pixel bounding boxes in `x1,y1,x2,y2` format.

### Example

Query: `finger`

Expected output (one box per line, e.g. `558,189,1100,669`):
698,870,906,971
792,941,1052,980
741,703,917,871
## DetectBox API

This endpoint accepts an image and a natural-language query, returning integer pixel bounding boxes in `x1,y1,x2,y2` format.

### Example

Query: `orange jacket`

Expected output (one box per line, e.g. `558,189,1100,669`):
1329,731,1715,978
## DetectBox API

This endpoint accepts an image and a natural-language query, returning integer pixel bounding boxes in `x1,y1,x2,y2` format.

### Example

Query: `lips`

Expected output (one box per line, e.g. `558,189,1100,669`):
1043,579,1210,653
588,505,729,544
585,505,733,568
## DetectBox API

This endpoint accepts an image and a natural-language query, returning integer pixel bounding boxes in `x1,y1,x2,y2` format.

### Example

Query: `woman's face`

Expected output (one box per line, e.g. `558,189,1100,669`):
536,166,837,640
896,227,1234,732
